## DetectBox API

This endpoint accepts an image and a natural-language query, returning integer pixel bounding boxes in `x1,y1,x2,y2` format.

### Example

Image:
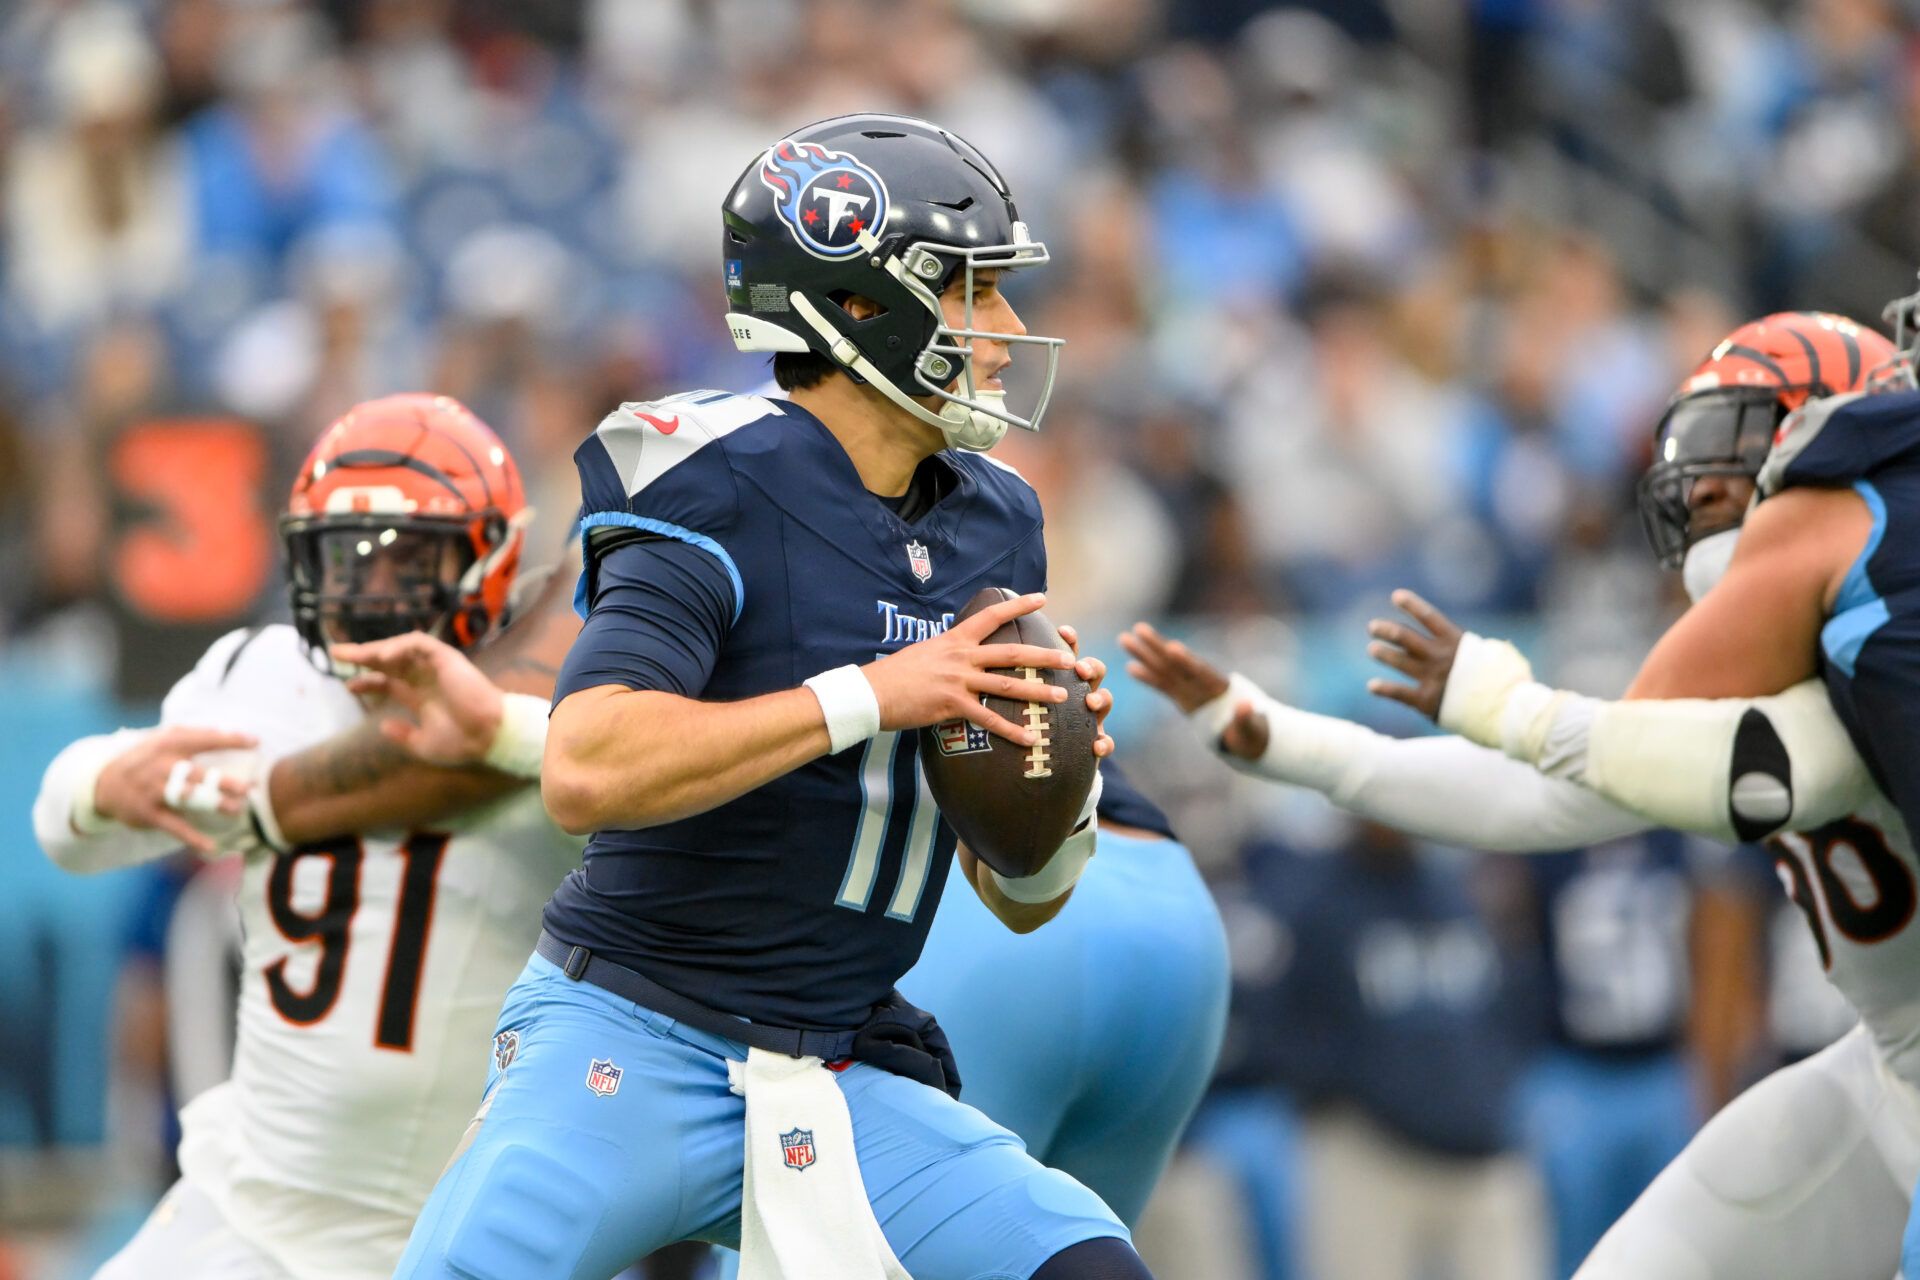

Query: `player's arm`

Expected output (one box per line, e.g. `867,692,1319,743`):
466,532,1064,833
1362,489,1876,840
1120,622,1651,852
34,725,259,871
1622,485,1864,699
259,566,580,845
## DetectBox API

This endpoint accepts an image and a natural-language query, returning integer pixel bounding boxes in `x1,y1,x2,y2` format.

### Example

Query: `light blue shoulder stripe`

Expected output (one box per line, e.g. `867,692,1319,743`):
574,510,745,625
1821,479,1888,677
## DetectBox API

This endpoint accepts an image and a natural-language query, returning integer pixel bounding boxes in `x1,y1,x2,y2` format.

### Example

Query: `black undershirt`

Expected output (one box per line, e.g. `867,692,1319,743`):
874,455,953,524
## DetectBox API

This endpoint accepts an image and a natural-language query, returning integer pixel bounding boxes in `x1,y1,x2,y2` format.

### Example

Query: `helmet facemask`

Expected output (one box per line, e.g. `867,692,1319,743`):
281,514,489,665
788,224,1063,452
1636,386,1780,569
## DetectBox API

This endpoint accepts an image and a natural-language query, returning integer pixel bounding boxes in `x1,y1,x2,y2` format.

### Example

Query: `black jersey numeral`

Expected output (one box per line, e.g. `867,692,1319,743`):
1770,817,1915,966
263,833,449,1050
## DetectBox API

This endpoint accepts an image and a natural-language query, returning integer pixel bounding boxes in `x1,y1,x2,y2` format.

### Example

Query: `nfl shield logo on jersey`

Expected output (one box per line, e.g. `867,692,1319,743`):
780,1127,816,1172
906,540,932,582
585,1057,623,1097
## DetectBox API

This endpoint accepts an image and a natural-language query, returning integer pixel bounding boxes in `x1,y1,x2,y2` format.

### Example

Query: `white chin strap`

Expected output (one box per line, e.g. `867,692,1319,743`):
788,293,1008,452
1682,527,1742,603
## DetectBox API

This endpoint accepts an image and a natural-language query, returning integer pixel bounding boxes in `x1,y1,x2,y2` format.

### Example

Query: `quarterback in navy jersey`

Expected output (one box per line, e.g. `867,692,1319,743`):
390,114,1157,1280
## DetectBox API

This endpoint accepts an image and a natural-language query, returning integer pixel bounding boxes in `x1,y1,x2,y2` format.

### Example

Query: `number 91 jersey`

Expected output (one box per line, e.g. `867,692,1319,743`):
164,626,583,1273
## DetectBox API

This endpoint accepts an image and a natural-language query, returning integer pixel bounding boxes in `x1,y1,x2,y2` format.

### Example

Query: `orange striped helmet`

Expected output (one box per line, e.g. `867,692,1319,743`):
282,394,527,655
1638,312,1895,567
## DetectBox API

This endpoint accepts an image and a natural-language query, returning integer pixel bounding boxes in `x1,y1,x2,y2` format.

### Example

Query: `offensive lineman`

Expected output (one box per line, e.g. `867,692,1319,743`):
394,114,1153,1280
32,395,584,1280
1126,312,1920,1277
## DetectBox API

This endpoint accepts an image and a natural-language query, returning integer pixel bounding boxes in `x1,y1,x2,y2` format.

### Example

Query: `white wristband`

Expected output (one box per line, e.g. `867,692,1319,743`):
1437,632,1536,748
1189,672,1270,749
249,776,291,854
70,745,119,835
804,665,882,755
988,769,1103,904
483,693,550,779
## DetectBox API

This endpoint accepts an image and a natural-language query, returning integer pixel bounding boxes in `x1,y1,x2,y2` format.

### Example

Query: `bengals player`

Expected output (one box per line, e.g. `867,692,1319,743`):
34,395,583,1280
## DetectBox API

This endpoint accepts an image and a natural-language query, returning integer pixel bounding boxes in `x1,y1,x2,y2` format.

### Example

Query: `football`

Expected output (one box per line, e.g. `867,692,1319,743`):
920,587,1099,880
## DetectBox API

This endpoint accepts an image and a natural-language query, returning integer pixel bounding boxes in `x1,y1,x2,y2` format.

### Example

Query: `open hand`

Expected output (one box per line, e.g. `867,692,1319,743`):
331,632,505,765
863,593,1074,747
93,726,259,854
1365,589,1465,721
1120,622,1268,760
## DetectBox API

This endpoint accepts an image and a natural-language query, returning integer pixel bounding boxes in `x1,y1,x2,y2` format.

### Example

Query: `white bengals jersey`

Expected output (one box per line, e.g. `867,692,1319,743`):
1766,789,1920,1089
40,625,582,1280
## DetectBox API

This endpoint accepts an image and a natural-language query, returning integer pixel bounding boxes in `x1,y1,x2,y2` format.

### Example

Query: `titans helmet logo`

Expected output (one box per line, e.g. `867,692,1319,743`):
759,140,891,260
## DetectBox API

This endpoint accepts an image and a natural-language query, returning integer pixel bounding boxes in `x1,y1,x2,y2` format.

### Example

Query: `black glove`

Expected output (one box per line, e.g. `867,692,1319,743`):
850,990,963,1100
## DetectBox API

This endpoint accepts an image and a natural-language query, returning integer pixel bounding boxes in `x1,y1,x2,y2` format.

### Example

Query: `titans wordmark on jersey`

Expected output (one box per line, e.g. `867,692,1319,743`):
544,389,1047,1030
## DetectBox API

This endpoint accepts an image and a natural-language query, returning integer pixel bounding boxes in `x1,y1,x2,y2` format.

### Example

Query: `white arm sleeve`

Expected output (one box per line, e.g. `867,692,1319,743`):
1189,679,1651,852
1579,680,1870,841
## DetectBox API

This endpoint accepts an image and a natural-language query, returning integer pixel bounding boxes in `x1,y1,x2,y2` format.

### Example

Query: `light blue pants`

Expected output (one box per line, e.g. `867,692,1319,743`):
899,832,1230,1226
394,954,1128,1280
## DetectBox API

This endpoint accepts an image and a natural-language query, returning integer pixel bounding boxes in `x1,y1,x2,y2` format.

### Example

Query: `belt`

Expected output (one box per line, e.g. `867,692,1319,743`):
534,930,860,1060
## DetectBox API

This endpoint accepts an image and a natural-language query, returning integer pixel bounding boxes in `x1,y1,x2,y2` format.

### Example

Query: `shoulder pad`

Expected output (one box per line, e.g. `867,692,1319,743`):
588,391,780,502
1762,388,1920,495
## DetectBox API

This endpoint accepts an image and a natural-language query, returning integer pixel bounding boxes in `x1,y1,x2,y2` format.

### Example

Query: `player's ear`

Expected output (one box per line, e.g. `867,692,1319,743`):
841,294,884,321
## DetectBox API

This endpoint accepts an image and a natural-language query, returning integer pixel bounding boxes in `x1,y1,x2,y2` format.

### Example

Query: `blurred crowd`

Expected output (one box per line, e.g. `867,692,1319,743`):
1,0,1913,1276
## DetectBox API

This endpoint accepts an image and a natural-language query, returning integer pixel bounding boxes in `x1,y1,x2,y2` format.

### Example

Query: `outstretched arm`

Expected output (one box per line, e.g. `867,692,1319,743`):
1365,588,1873,843
262,565,580,845
1121,623,1650,852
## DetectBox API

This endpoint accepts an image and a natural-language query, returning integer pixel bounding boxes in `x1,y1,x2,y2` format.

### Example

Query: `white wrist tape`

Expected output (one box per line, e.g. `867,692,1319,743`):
1189,672,1271,749
989,770,1103,904
804,665,882,755
1437,632,1538,749
483,693,550,778
69,742,121,835
249,777,291,854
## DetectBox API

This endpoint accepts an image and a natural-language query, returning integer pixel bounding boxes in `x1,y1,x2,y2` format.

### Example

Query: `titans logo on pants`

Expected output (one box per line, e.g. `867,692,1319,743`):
759,140,891,259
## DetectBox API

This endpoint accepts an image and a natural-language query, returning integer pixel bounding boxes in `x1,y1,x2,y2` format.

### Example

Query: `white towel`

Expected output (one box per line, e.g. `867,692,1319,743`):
728,1047,912,1280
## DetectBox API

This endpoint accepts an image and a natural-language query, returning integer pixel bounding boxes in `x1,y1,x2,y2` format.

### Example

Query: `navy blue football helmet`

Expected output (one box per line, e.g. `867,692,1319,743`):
721,113,1061,451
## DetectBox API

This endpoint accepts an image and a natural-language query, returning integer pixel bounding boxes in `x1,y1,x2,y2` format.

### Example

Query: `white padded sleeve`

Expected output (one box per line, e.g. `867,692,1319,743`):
1210,687,1652,852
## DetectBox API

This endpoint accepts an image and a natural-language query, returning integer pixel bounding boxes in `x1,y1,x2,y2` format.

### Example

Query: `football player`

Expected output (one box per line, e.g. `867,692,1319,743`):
316,625,1226,1263
33,395,585,1280
1125,311,1920,1277
392,114,1149,1280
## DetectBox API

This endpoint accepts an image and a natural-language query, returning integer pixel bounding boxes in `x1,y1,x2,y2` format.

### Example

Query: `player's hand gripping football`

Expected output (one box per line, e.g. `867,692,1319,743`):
864,592,1111,753
1057,622,1116,759
1364,588,1465,721
1119,622,1268,760
331,632,505,766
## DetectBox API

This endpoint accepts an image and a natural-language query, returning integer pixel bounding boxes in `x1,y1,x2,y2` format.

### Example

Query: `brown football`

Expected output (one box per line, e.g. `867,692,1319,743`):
920,587,1098,880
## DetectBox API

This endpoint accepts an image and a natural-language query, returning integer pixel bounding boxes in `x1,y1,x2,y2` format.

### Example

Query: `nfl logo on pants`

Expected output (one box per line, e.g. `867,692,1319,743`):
780,1127,816,1172
586,1057,623,1097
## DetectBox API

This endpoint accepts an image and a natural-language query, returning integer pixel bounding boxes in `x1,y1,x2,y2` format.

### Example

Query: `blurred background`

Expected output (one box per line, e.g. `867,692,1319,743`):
0,0,1895,1275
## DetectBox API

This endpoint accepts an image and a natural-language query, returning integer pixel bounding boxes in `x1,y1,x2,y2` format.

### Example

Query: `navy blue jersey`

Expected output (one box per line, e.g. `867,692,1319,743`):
1772,388,1920,844
1523,832,1703,1056
543,391,1048,1030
